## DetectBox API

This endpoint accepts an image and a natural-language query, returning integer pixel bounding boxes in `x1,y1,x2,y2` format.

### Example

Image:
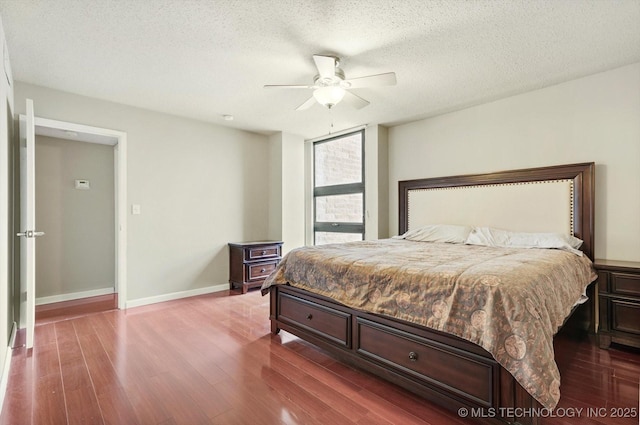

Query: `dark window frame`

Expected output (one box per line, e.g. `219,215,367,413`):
313,130,365,244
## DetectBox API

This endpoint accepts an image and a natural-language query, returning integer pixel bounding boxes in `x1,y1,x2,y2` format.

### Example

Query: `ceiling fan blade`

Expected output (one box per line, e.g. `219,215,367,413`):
296,96,317,111
343,72,397,88
264,84,314,89
342,91,370,110
313,55,336,79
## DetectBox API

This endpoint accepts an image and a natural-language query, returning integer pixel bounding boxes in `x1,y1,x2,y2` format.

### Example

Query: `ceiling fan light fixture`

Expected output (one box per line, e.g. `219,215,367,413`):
313,86,345,109
264,54,396,111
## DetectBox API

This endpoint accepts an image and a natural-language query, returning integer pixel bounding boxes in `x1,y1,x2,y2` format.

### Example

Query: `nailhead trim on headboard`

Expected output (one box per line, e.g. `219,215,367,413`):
407,179,575,234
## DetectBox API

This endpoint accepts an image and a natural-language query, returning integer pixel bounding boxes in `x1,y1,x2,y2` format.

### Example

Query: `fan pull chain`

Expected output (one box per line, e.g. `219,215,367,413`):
329,108,334,134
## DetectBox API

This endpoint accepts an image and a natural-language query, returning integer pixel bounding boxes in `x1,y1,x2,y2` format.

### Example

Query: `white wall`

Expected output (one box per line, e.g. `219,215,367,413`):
268,132,305,254
0,15,14,412
268,133,283,242
14,82,271,303
388,63,640,262
35,136,115,299
365,125,389,240
280,133,305,252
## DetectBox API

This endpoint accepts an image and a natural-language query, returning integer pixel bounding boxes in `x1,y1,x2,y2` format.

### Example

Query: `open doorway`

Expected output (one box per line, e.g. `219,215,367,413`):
30,117,127,320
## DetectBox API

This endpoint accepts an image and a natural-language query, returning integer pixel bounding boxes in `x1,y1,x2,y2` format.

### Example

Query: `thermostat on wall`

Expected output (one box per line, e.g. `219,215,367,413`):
75,180,90,190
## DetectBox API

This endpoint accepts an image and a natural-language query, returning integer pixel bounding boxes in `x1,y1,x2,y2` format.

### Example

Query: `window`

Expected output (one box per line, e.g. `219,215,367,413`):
313,130,364,245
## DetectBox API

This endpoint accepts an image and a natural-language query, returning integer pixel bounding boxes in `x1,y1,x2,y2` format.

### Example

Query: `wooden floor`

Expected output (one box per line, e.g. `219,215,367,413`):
1,290,638,425
35,293,117,325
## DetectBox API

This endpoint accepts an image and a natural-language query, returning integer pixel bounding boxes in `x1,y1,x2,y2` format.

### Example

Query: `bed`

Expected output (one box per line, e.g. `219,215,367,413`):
263,162,596,425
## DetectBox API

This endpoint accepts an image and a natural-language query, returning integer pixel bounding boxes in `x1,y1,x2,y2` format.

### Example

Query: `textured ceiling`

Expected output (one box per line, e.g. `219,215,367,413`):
0,0,639,139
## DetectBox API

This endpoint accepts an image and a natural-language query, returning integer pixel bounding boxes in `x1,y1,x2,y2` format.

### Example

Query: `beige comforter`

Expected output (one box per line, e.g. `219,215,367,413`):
262,239,597,409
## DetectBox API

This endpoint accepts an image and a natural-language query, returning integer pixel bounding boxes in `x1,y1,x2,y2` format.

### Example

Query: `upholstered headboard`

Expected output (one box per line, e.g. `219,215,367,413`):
398,163,595,259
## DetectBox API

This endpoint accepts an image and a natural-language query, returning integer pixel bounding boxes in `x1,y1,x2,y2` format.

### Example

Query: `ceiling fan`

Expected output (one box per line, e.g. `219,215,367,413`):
264,55,397,110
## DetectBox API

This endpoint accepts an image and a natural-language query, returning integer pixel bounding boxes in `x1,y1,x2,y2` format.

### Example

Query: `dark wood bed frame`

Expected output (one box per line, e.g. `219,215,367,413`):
269,163,595,425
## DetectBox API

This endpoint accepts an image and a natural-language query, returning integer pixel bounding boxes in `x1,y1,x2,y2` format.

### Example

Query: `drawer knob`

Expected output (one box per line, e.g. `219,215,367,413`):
306,313,313,320
262,250,267,255
260,268,266,273
408,351,418,362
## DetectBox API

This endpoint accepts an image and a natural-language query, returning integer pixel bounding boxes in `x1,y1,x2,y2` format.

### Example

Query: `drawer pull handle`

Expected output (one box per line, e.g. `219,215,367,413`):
408,351,418,362
261,250,267,255
260,268,266,273
306,314,313,320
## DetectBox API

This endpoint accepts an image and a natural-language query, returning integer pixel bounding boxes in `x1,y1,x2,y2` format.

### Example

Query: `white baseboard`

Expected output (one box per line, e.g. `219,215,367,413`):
0,322,16,415
36,287,115,306
125,284,228,309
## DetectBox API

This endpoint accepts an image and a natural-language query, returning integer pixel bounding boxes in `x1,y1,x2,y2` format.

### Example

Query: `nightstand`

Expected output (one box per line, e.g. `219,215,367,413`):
228,241,283,294
595,260,640,349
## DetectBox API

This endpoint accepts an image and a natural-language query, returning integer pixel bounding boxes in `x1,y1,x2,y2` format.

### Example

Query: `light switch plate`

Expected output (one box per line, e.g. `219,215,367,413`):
132,204,141,215
75,179,90,190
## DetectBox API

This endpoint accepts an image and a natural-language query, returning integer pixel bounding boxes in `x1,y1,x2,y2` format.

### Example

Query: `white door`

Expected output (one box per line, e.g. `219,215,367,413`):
17,99,41,349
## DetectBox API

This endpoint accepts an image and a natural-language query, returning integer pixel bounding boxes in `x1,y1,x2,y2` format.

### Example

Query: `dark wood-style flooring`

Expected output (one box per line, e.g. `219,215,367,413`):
1,290,638,425
35,293,117,325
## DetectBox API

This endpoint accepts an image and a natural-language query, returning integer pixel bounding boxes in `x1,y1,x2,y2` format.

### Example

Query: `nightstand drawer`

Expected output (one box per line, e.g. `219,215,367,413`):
247,261,277,281
278,293,350,347
611,272,640,297
611,299,640,335
247,246,280,260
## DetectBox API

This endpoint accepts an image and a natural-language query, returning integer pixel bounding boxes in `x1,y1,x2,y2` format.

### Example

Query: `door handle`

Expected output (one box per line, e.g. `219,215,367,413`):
16,230,45,238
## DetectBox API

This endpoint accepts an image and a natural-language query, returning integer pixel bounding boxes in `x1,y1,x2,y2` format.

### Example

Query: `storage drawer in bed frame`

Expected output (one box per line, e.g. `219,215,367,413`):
356,317,497,408
277,292,351,348
270,285,538,425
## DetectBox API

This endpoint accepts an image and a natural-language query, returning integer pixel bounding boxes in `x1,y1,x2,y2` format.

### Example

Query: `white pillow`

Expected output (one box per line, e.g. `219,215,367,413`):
465,226,584,256
396,224,472,244
566,234,584,249
464,226,510,246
